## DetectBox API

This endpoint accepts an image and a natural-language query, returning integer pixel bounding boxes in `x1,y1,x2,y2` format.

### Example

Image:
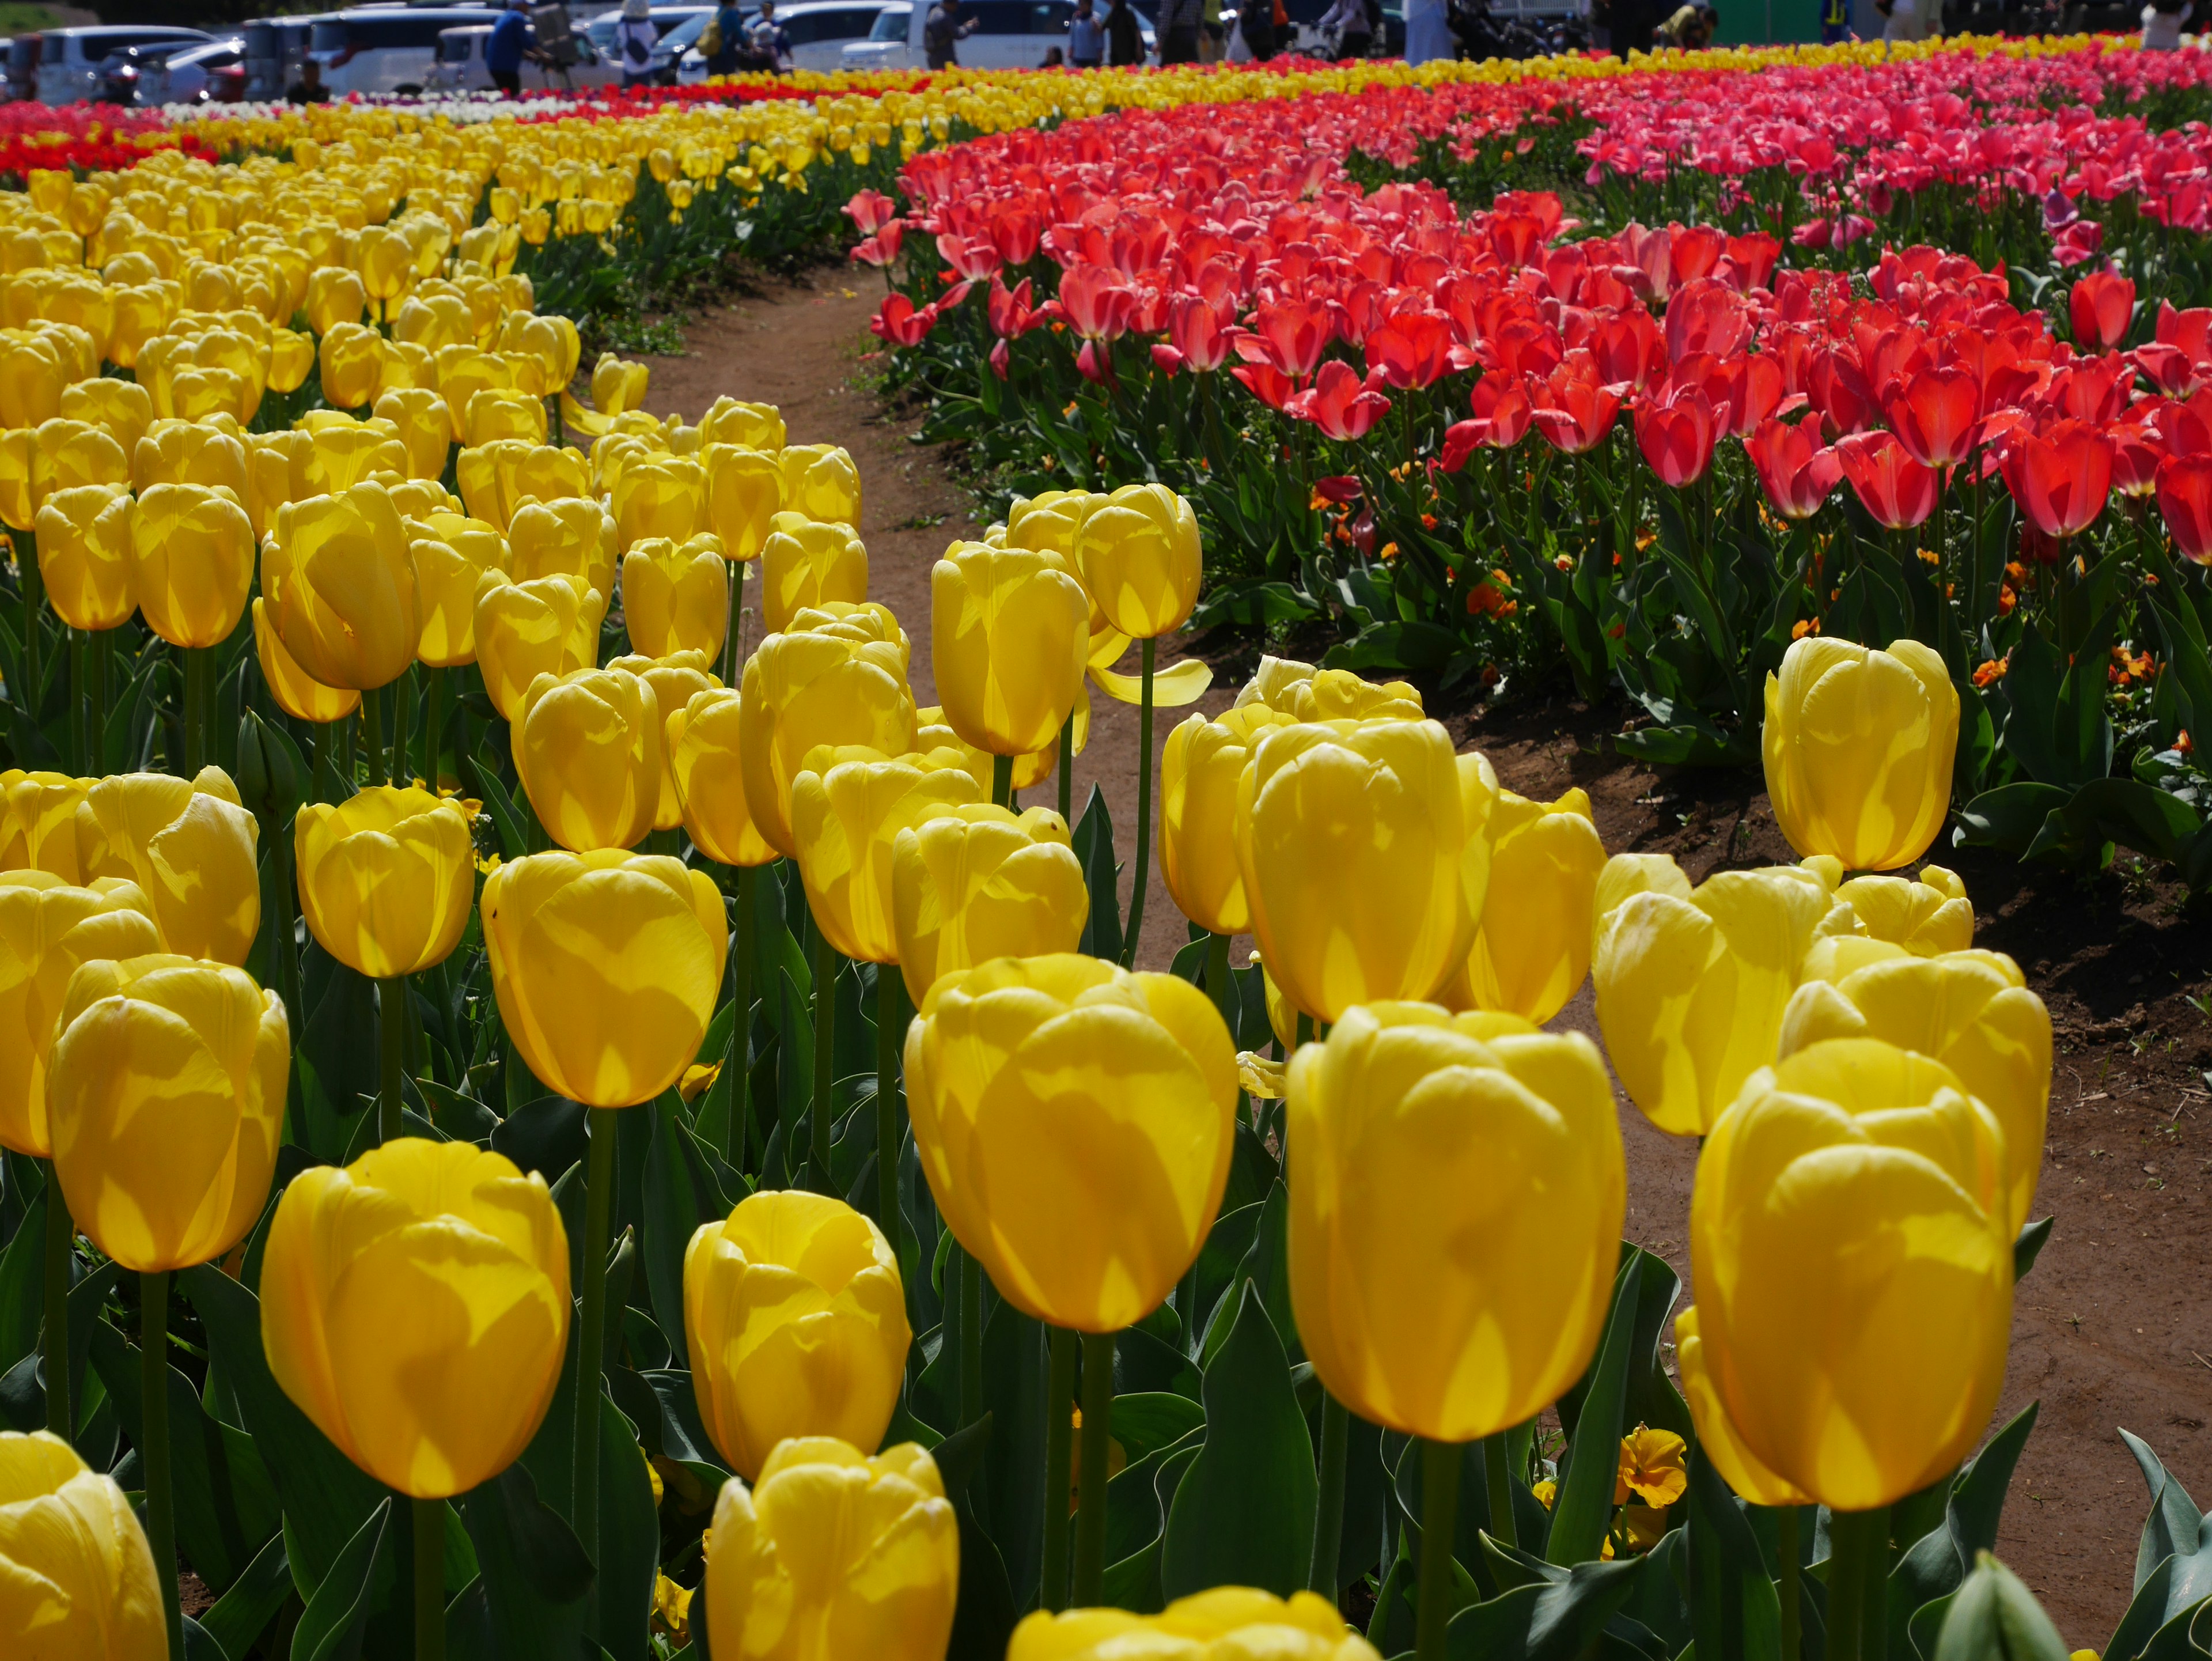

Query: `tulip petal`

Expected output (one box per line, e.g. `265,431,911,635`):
1086,657,1215,708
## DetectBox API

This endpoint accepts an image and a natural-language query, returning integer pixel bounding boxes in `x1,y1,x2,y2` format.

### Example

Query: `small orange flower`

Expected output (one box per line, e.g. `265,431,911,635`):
1615,1426,1688,1508
1972,656,2009,689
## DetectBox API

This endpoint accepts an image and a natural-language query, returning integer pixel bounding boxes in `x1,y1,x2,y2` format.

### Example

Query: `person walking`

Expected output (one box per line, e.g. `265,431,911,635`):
924,0,979,65
486,0,536,95
704,0,750,72
1404,0,1450,60
1069,0,1106,63
745,0,793,68
1106,0,1146,62
614,0,658,86
1159,0,1204,60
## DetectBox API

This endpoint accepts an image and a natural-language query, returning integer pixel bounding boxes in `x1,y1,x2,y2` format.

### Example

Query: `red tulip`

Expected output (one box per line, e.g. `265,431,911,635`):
1165,293,1235,373
1669,225,1725,287
2069,270,2135,353
1440,374,1533,470
1706,353,1792,437
1366,311,1455,392
1808,348,1876,437
1057,264,1137,343
870,293,937,348
850,223,904,268
1238,298,1332,379
936,233,1001,282
1635,385,1722,487
1230,360,1298,413
1665,278,1751,364
987,275,1043,339
1836,430,1938,530
1285,360,1391,442
990,339,1012,380
2157,452,2212,562
1743,419,1842,520
1488,211,1550,270
1719,232,1782,292
1527,357,1621,456
1486,317,1567,384
844,189,898,236
989,207,1042,267
2111,422,2162,498
1882,365,1981,470
2000,419,2113,539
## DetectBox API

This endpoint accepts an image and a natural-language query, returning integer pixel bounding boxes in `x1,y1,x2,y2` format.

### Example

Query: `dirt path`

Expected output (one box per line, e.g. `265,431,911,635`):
640,270,2206,1645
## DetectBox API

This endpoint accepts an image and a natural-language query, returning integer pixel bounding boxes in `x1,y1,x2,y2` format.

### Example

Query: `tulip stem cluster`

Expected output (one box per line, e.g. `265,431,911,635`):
12,529,42,725
180,646,214,775
574,1107,619,1608
40,1164,68,1441
1416,1436,1462,1661
1041,1326,1079,1612
141,1268,181,1661
1072,1328,1116,1606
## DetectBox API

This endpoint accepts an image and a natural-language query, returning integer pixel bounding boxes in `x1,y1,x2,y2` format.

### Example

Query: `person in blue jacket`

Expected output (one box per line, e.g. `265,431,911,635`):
486,0,538,96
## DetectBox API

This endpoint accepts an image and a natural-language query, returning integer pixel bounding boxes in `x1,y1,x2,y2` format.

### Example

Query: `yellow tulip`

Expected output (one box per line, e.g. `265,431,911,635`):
685,1191,911,1481
34,485,134,632
263,486,418,691
260,1139,570,1499
915,697,1084,796
132,418,247,498
268,330,316,396
464,387,548,448
0,1429,165,1661
1160,704,1295,936
408,513,510,668
355,224,416,310
890,803,1088,1007
777,442,861,525
1009,1588,1382,1661
0,331,65,429
482,849,726,1108
1235,656,1424,722
1590,855,1853,1137
305,266,367,334
699,397,786,452
0,771,91,882
29,418,127,504
501,312,581,393
59,377,153,452
622,534,730,660
128,483,253,650
1443,786,1608,1025
1831,865,1973,958
704,1438,957,1661
1072,482,1201,640
703,444,785,561
79,769,261,966
1003,489,1099,559
517,667,664,853
0,872,162,1159
319,321,388,410
1287,1002,1623,1441
253,597,361,725
1763,637,1959,872
761,512,869,635
243,430,313,540
297,415,407,496
1680,1038,2012,1511
1237,720,1486,1026
791,747,979,964
904,954,1236,1331
609,650,720,832
739,604,918,860
615,455,707,551
1781,948,2050,1236
929,540,1088,759
47,954,287,1273
456,438,590,532
295,788,475,981
667,688,778,868
372,386,452,480
473,571,606,722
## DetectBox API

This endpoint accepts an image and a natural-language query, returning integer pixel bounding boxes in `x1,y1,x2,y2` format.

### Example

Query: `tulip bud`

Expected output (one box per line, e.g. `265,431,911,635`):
508,494,616,597
0,872,163,1159
261,1139,570,1498
408,513,510,668
1009,1588,1383,1661
929,540,1088,759
233,707,301,830
81,769,261,965
34,483,134,632
264,486,420,691
685,1191,911,1481
128,483,253,649
296,787,475,981
473,571,606,722
1763,637,1959,872
614,455,707,551
1679,1038,2012,1511
622,534,730,660
890,803,1088,1007
1161,704,1295,936
1443,786,1608,1025
647,687,774,871
905,954,1236,1331
704,1438,957,1661
761,512,868,634
1237,720,1486,1026
777,442,861,525
589,351,649,420
1286,1002,1624,1441
1072,482,1201,640
482,849,726,1107
0,1430,165,1658
48,954,287,1272
703,444,783,559
791,746,979,964
517,667,665,854
1590,854,1854,1137
739,604,918,860
319,321,388,410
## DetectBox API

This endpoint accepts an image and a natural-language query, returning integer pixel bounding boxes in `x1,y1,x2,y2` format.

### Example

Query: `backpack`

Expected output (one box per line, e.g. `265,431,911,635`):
699,14,724,54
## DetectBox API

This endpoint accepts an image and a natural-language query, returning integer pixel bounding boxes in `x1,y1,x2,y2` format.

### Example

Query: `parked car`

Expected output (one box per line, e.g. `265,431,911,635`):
672,0,894,74
838,1,911,66
93,43,188,105
141,36,248,105
35,25,211,104
881,0,1147,68
5,33,36,101
306,6,502,97
243,17,315,101
578,2,713,63
425,21,622,90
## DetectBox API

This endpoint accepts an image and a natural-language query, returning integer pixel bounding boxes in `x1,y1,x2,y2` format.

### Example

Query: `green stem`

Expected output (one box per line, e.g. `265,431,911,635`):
1484,1432,1518,1551
1040,1325,1078,1613
991,750,1013,809
414,1496,446,1661
1119,637,1155,968
1072,1328,1115,1606
1309,1391,1350,1595
1204,930,1237,1037
427,665,447,790
875,963,903,1263
1416,1437,1461,1661
15,529,40,726
142,1269,180,1661
1778,1506,1802,1661
379,975,407,1144
88,626,108,773
393,669,416,784
361,681,385,789
811,926,837,1195
959,1248,983,1428
1057,709,1074,823
1824,1505,1889,1661
69,630,86,774
721,559,742,688
183,646,210,775
730,865,756,1171
573,1109,617,1573
41,1163,69,1441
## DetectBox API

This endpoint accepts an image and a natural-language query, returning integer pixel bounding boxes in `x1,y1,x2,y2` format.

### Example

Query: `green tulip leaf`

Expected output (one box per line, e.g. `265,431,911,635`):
1933,1553,2070,1661
463,1459,596,1657
641,1089,733,1372
946,1487,1019,1661
290,1496,395,1661
1546,1252,1642,1567
1447,1556,1647,1661
981,1303,1049,1607
2120,1427,2207,1591
1683,1444,1782,1661
465,754,530,861
198,1533,293,1661
1070,785,1122,964
1112,1393,1207,1462
1619,1246,1691,1442
1200,1178,1296,1369
2012,1218,2054,1284
1161,1280,1319,1601
0,1191,46,1380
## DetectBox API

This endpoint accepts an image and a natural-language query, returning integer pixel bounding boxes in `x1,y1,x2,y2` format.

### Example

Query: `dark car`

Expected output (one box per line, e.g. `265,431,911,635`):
93,41,188,105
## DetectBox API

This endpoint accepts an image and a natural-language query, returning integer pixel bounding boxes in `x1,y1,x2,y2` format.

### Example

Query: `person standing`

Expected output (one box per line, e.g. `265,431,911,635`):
706,0,749,71
924,0,978,65
1317,0,1373,54
1237,0,1275,55
486,0,536,95
615,0,658,85
1404,0,1450,60
746,0,792,67
1069,0,1106,63
1819,0,1850,39
2143,0,2187,47
286,56,330,101
1106,0,1146,62
1159,0,1204,61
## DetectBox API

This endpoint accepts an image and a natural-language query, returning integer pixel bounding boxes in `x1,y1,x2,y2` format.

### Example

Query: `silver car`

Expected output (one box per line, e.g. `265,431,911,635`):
35,25,211,103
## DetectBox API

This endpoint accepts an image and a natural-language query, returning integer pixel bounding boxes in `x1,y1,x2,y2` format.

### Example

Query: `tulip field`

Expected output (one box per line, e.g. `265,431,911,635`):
0,32,2199,1661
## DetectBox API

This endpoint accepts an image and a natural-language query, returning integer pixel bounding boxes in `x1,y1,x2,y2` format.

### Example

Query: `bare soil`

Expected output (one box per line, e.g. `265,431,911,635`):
641,270,2210,1647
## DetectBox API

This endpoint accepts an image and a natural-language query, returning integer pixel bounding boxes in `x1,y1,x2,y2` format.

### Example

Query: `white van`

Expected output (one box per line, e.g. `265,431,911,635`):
35,25,211,103
425,19,622,89
307,6,502,97
894,0,1146,69
838,1,910,65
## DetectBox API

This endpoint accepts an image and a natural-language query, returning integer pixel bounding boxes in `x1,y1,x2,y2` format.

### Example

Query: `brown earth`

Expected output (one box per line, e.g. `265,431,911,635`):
640,270,2210,1648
